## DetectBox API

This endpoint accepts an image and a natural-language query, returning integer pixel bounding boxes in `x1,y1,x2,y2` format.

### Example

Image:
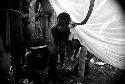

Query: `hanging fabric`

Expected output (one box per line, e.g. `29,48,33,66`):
49,0,125,70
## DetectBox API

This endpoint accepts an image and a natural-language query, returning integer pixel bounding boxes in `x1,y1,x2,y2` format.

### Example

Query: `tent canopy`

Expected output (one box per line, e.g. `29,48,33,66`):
49,0,125,70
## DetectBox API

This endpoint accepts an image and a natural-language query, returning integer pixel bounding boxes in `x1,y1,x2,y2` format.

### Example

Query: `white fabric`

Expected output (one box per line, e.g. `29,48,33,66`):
49,0,125,70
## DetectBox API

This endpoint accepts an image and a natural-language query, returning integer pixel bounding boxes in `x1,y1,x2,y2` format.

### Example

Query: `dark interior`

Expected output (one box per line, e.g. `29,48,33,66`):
0,0,125,84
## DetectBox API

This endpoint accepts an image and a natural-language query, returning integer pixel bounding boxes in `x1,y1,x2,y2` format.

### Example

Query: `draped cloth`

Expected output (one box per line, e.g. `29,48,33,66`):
49,0,125,70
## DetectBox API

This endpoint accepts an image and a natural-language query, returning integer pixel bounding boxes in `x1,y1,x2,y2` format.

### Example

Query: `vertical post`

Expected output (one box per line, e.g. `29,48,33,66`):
78,46,87,78
6,9,10,49
39,14,48,42
44,15,49,41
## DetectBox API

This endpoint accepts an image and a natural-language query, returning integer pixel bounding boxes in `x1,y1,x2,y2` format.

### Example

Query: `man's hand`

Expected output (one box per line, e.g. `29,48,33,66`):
68,23,78,28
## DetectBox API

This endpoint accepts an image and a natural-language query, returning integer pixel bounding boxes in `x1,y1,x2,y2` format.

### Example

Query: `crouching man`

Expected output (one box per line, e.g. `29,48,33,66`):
50,12,87,84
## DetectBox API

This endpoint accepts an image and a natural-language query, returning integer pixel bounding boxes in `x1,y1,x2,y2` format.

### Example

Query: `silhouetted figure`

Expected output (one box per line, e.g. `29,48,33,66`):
50,12,87,84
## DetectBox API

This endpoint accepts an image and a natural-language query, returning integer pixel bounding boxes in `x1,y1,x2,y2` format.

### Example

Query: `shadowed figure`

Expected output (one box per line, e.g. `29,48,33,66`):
50,12,87,84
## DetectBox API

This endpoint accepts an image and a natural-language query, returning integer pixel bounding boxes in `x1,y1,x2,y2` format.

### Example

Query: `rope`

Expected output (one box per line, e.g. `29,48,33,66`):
71,0,96,27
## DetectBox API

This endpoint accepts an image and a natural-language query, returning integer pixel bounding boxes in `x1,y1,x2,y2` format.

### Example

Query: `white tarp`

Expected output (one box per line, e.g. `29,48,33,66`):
49,0,125,70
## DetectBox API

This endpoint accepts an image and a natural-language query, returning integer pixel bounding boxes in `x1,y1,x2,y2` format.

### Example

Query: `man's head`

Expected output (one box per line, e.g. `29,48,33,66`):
51,12,71,43
57,12,71,26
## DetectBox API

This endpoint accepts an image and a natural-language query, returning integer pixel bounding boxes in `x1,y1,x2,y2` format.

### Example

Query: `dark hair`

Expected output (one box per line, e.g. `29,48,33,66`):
57,12,71,22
